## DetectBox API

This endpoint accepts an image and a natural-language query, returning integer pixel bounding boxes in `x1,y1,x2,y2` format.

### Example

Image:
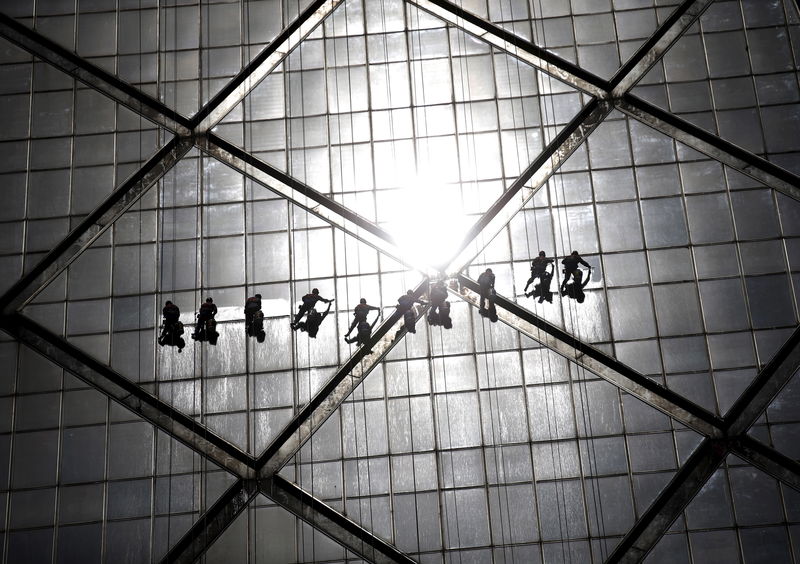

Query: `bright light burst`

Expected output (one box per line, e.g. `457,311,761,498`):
383,172,471,272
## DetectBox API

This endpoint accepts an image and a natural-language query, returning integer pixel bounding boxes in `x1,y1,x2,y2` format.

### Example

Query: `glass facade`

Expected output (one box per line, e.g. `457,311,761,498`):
0,0,799,563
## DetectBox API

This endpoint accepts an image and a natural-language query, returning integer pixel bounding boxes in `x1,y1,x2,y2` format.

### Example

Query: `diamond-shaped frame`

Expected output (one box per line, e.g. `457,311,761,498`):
1,0,799,562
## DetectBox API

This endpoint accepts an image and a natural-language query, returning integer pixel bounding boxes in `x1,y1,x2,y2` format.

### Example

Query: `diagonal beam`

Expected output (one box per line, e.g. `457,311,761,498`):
197,133,428,271
0,136,193,315
724,326,800,435
607,329,800,562
618,94,800,202
263,476,417,564
609,0,714,96
256,280,429,477
605,438,728,564
406,0,609,97
160,479,259,564
164,282,428,563
190,0,343,132
1,313,256,478
0,12,192,135
455,275,725,437
444,99,612,274
730,435,800,493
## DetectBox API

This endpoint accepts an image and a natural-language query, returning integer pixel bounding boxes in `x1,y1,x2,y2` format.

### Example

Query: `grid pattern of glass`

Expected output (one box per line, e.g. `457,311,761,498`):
448,0,684,79
5,0,314,116
1,0,799,562
0,37,164,296
282,334,704,561
469,109,800,413
634,0,800,173
645,456,800,563
0,336,235,563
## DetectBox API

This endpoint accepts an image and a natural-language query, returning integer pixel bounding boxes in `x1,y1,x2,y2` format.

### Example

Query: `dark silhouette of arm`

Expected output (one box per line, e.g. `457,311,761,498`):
320,302,332,322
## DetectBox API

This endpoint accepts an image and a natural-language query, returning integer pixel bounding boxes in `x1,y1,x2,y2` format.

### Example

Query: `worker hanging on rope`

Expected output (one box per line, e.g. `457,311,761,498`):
344,311,380,353
397,290,427,335
562,263,591,303
291,288,333,330
524,251,554,295
477,268,498,322
560,250,592,297
244,293,265,343
427,280,449,327
192,297,219,345
296,301,332,338
158,300,185,352
439,299,453,329
526,251,555,304
344,298,381,341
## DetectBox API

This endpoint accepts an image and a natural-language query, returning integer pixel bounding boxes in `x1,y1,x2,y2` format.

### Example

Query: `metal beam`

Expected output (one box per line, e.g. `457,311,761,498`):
444,99,612,274
190,0,343,132
1,313,256,478
605,439,727,564
263,476,417,564
724,326,800,435
160,479,259,564
0,12,192,136
617,94,800,202
197,133,427,271
455,275,725,437
731,435,800,493
256,281,430,476
609,0,713,96
407,0,609,98
0,137,193,315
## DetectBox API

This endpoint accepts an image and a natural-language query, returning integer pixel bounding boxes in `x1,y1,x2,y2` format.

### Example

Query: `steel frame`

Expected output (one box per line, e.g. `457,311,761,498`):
455,276,725,437
1,0,799,562
455,279,800,562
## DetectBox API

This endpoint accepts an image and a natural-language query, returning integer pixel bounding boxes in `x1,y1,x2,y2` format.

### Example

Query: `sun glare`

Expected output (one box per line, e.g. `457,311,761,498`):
383,174,471,273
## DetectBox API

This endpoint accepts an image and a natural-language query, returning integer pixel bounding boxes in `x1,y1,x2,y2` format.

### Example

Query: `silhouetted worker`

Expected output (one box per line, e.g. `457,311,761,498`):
398,290,426,334
292,288,333,329
199,297,217,321
193,297,219,343
562,267,591,303
162,300,180,325
529,268,554,304
244,294,262,325
477,268,495,312
345,298,380,340
561,251,591,293
297,301,332,338
427,280,448,326
244,294,265,341
524,251,554,295
439,300,452,329
159,300,185,352
345,314,380,353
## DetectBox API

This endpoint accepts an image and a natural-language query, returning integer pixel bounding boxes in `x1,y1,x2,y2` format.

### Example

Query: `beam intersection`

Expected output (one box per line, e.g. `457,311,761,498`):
1,2,800,563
